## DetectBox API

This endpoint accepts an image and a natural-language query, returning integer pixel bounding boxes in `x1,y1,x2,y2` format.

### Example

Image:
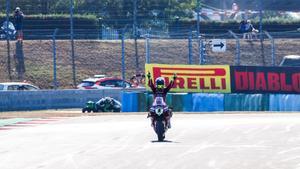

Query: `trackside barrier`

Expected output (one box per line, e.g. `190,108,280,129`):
269,94,300,111
1,90,300,112
121,92,138,112
192,93,224,112
224,94,269,111
170,93,192,112
122,92,225,112
122,92,298,112
122,92,191,112
0,89,122,111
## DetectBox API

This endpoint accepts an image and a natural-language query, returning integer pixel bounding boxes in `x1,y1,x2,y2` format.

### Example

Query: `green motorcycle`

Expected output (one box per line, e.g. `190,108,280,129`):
82,97,121,113
82,101,98,113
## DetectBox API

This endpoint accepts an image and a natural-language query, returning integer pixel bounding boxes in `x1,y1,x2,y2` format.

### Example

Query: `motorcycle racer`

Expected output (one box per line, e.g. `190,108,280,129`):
147,72,177,129
147,72,177,101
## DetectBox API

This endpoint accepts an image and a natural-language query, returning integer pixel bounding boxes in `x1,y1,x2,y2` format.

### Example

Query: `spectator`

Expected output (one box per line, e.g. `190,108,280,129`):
245,20,258,40
130,75,139,87
130,73,146,87
232,3,239,13
13,7,24,41
239,20,247,33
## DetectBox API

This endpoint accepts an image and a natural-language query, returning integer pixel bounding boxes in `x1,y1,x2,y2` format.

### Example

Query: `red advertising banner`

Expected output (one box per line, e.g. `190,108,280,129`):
231,66,300,94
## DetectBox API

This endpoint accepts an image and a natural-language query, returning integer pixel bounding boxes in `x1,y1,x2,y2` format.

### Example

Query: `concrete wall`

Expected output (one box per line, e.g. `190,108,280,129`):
0,89,123,111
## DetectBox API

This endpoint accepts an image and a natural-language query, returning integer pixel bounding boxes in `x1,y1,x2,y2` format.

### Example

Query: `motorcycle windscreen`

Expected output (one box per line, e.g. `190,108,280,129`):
152,97,166,107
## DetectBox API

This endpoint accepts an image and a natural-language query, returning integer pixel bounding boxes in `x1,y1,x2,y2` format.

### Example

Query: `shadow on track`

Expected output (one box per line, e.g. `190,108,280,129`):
151,140,180,143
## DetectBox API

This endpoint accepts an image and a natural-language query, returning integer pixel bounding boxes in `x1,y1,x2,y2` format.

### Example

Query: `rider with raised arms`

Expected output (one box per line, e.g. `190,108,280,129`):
147,72,177,128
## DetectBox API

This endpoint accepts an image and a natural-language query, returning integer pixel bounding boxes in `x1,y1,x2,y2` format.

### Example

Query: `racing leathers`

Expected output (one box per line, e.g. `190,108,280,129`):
148,76,176,129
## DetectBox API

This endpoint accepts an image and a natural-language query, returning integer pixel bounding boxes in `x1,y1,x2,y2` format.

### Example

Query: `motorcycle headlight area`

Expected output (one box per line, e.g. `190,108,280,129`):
155,107,164,116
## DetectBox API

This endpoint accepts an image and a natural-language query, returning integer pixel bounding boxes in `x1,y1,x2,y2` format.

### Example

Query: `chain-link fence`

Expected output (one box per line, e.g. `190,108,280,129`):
0,0,300,89
1,30,300,89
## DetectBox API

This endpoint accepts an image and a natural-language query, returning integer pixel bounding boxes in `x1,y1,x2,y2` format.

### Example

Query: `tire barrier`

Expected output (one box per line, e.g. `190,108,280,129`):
121,92,299,112
269,94,300,111
224,94,269,111
192,93,224,112
1,90,300,112
121,92,138,112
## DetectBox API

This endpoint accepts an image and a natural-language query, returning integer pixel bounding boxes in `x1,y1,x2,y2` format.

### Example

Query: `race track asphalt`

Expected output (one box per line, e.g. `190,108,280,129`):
1,113,300,169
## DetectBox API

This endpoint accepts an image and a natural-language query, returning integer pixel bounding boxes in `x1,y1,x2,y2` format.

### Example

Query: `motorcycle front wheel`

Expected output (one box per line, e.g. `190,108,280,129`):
155,120,165,141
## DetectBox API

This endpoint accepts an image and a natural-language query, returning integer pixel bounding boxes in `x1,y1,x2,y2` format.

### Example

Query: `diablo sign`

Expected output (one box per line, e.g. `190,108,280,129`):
145,64,231,93
231,66,300,94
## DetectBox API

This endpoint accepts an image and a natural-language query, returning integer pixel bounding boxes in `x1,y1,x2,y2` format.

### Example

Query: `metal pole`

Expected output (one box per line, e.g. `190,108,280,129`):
98,18,102,40
133,0,139,74
52,29,58,89
70,0,76,88
196,0,200,37
229,30,240,65
259,0,263,41
259,0,265,66
188,30,192,64
6,0,11,80
264,31,276,66
196,0,203,65
145,31,150,63
200,39,205,64
121,31,125,88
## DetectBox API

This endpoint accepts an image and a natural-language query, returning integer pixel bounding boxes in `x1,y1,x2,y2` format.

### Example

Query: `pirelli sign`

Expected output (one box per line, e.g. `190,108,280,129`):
145,64,231,93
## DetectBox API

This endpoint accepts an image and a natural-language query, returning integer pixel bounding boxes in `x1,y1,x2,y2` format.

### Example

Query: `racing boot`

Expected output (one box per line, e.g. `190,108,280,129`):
167,120,171,129
151,117,155,127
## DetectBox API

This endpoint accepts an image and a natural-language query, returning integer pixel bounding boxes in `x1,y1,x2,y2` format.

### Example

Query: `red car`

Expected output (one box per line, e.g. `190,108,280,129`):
77,76,133,89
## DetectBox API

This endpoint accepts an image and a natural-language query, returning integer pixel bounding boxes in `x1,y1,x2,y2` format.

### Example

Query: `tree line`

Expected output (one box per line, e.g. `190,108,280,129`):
0,0,196,20
1,0,297,17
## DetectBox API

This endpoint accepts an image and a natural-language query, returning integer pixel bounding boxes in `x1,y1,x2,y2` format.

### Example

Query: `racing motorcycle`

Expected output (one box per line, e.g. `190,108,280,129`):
148,96,171,141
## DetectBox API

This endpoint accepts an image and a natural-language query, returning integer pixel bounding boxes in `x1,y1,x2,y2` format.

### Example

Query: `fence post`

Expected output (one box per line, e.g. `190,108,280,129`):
200,38,206,64
70,0,76,88
121,31,126,89
5,0,11,80
229,30,240,65
52,28,59,89
133,0,139,74
145,31,150,63
264,31,276,66
188,31,192,64
198,36,203,65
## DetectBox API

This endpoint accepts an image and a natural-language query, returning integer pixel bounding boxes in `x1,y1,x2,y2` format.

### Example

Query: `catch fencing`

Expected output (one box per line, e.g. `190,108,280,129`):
1,0,300,89
1,30,300,89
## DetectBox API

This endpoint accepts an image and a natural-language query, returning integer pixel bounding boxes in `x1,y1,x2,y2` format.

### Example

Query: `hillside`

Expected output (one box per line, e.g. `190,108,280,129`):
0,38,299,89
